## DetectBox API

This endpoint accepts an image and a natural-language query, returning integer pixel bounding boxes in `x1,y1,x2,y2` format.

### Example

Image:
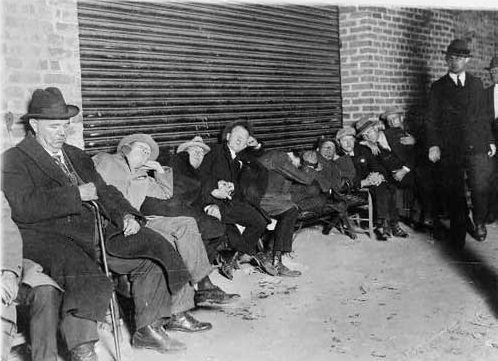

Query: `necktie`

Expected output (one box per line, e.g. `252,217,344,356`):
53,154,78,185
457,75,463,88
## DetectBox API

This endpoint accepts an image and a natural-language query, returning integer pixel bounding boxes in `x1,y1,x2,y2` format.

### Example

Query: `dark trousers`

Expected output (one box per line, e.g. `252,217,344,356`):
106,256,172,331
221,200,267,255
272,206,299,254
140,199,226,263
16,285,62,360
370,182,398,224
438,153,494,244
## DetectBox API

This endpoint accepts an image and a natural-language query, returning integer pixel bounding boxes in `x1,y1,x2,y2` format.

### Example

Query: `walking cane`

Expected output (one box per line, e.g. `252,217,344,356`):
87,200,122,361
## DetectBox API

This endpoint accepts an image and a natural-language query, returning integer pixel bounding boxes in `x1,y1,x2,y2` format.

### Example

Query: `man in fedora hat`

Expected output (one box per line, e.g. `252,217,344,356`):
2,87,194,360
484,56,498,222
426,39,495,248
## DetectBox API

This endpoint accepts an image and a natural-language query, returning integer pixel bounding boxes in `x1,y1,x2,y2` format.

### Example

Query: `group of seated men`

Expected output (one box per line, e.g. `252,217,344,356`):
0,86,453,361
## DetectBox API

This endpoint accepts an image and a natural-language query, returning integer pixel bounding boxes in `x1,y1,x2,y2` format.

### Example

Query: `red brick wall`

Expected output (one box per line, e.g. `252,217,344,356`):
0,0,83,152
340,6,498,126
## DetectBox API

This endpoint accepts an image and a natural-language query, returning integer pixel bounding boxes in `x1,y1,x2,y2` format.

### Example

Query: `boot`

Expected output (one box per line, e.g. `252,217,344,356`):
273,252,301,277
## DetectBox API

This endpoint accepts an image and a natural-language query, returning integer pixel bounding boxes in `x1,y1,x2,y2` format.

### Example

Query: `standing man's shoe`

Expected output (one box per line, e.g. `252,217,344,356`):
475,223,487,242
70,342,97,361
162,312,212,333
133,321,186,352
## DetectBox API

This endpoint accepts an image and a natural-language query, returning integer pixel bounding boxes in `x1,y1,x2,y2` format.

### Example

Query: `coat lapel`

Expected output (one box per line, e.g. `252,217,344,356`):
17,136,71,185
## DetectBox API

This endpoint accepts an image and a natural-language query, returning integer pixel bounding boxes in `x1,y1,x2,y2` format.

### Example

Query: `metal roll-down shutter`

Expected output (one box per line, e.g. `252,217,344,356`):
77,1,342,155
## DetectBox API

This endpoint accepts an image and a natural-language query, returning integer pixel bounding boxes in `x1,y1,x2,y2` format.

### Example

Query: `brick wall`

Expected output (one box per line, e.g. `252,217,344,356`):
339,6,498,126
0,0,83,152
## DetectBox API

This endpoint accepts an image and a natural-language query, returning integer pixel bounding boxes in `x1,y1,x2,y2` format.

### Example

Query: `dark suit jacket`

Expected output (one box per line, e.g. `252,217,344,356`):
384,128,416,170
484,84,498,134
426,73,493,163
2,136,189,321
199,143,242,207
348,144,388,188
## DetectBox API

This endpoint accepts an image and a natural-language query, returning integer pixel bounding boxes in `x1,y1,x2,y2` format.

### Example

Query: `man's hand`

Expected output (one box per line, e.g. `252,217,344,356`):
400,135,416,145
393,168,409,182
141,160,165,174
211,188,231,200
78,183,98,201
246,136,260,148
428,146,441,163
1,271,19,305
205,204,222,221
123,214,140,237
488,143,496,157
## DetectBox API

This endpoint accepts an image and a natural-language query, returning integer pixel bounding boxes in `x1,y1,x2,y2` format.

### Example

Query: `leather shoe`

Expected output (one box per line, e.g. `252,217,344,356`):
195,286,240,305
390,223,408,238
163,312,212,333
274,261,301,277
133,321,186,352
475,223,487,242
374,226,390,241
70,342,97,361
252,252,278,276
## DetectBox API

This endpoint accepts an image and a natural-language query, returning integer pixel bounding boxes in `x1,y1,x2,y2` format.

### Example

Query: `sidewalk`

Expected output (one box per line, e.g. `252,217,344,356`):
10,222,498,361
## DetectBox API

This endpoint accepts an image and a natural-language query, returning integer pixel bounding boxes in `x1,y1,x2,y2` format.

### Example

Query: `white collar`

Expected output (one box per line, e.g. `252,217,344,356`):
449,72,466,86
228,147,237,160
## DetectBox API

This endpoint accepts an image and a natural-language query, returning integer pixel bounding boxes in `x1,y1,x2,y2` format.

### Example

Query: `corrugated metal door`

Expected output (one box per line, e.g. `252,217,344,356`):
77,1,342,155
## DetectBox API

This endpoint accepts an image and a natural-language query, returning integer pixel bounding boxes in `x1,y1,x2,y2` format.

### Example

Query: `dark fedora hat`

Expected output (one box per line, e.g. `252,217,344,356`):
485,56,498,70
442,39,472,58
21,87,79,120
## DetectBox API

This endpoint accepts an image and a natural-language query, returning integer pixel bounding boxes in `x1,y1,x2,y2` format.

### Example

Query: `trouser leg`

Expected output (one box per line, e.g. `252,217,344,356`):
146,216,212,283
171,283,195,315
272,207,299,254
1,319,16,361
442,162,467,244
60,315,98,352
467,153,494,225
221,201,267,255
107,257,172,331
23,285,61,361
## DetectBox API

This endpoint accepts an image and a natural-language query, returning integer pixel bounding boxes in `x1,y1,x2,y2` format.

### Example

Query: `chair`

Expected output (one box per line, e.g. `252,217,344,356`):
348,188,374,240
86,201,122,361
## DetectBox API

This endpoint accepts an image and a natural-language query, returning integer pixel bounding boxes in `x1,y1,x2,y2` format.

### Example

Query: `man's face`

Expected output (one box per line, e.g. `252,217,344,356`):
226,125,249,154
127,141,151,169
30,118,69,153
186,145,205,169
387,114,404,128
362,126,379,143
340,135,355,153
489,68,498,85
319,141,336,161
445,54,469,74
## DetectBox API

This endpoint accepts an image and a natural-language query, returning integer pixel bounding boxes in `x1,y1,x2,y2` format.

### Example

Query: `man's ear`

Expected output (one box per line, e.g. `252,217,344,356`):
225,132,230,142
29,119,38,134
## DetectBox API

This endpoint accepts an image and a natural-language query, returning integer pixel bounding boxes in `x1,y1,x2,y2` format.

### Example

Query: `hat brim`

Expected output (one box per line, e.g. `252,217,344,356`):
442,51,472,57
177,141,211,154
356,120,377,136
21,105,80,121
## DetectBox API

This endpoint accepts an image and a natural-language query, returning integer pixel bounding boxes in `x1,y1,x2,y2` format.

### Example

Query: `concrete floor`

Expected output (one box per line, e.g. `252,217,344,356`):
10,221,498,361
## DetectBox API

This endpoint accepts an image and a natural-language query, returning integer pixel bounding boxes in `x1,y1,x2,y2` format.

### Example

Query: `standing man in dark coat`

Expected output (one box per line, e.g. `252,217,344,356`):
426,39,495,248
2,88,193,360
484,56,498,222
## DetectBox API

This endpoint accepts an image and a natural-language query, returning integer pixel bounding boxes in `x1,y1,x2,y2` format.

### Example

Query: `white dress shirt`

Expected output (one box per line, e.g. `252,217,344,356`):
449,72,466,87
